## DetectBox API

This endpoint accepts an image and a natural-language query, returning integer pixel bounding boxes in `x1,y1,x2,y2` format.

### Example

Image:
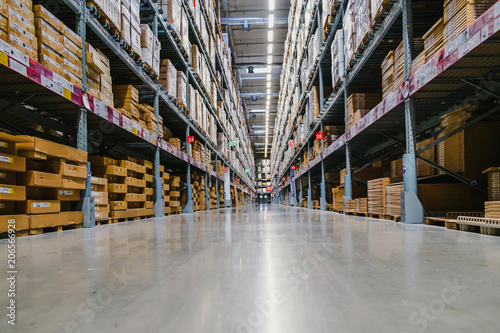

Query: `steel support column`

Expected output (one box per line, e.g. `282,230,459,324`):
401,0,423,223
77,3,94,228
205,143,210,210
215,155,220,209
183,125,194,213
342,8,352,210
307,142,313,209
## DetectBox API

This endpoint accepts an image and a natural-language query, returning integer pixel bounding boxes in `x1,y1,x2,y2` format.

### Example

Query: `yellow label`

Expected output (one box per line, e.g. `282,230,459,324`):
0,173,5,178
63,88,72,100
0,52,8,67
49,203,52,207
0,203,4,208
0,142,8,148
132,128,138,135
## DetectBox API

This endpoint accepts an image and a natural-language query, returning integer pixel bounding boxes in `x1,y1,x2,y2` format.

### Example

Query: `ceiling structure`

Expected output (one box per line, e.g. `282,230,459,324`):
217,0,291,160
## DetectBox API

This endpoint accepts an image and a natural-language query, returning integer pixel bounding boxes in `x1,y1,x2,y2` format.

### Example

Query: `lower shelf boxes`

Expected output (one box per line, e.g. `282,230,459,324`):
91,176,109,221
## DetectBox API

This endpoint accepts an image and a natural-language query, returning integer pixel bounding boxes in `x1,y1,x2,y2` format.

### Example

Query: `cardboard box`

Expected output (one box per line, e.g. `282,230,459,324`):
110,201,126,210
93,197,108,205
0,185,25,201
61,176,86,190
89,156,117,166
56,163,87,178
0,214,29,232
29,212,60,228
59,211,83,225
18,199,60,214
95,204,110,213
108,183,127,193
0,171,16,185
0,153,25,172
17,136,87,163
93,165,127,177
17,170,62,188
47,188,81,201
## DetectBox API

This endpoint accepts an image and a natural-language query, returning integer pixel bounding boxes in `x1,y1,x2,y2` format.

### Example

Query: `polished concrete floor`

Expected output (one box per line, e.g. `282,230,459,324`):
1,204,500,332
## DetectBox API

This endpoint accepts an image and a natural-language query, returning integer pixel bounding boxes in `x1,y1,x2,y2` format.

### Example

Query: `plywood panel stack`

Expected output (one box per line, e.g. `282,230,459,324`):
91,176,109,222
17,136,87,231
168,138,182,151
140,23,160,77
346,199,357,212
381,51,394,98
443,0,496,44
346,93,381,130
331,29,344,89
484,201,500,219
356,198,368,214
160,59,177,97
422,18,444,61
2,1,38,60
324,126,344,147
353,0,372,55
0,133,28,234
333,186,344,211
385,183,403,217
367,178,390,215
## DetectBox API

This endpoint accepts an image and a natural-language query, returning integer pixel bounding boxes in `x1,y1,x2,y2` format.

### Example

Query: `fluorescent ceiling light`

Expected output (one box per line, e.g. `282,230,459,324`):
267,65,272,73
266,74,271,81
268,44,273,54
250,109,266,113
267,88,271,94
267,82,271,88
255,130,266,134
267,94,271,100
253,68,268,74
268,30,273,42
266,101,270,106
268,14,275,28
267,55,273,64
269,0,275,11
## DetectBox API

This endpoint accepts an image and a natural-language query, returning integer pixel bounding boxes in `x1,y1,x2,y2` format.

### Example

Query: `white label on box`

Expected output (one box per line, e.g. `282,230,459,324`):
41,76,64,96
9,58,27,76
91,191,102,197
59,190,74,196
53,73,75,93
94,98,107,118
0,155,13,163
91,176,99,183
0,142,7,148
33,202,51,208
0,187,13,194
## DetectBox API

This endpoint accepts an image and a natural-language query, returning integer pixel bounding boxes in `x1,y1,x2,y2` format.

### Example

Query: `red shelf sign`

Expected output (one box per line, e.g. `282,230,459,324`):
266,186,271,192
291,165,296,170
187,136,195,143
316,132,324,140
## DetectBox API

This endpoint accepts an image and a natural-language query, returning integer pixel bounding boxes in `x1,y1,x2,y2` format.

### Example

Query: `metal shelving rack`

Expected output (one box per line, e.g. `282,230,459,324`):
0,0,256,226
270,0,500,222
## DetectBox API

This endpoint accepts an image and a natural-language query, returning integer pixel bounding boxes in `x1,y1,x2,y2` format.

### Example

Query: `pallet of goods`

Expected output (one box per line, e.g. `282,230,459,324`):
367,177,390,216
16,136,87,233
0,133,29,235
4,1,38,60
91,176,109,223
356,198,368,214
346,93,381,130
385,183,404,217
86,43,114,107
166,175,182,214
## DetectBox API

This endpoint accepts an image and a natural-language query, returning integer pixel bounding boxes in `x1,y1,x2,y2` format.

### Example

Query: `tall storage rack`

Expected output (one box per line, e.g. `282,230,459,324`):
271,0,500,222
0,0,256,228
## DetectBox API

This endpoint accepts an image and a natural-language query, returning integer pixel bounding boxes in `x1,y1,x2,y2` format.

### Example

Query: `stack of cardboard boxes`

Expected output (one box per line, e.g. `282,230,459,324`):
120,0,141,57
0,133,28,234
16,136,86,230
140,24,160,77
160,59,177,98
367,177,390,215
2,0,38,60
91,176,109,222
113,84,140,120
346,93,381,130
167,175,182,214
385,183,404,217
87,43,114,107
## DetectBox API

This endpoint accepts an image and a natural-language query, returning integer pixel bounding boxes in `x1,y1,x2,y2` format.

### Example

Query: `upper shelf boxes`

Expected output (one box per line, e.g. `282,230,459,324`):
2,0,38,60
140,24,160,77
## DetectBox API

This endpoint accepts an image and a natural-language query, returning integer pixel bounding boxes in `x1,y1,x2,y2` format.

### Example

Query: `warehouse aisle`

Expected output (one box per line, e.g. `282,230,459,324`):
1,205,500,332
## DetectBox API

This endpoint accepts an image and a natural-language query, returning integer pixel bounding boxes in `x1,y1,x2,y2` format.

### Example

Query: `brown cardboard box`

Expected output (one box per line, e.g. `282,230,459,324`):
0,201,15,214
0,185,25,201
59,211,83,225
126,193,146,202
61,176,86,190
0,171,16,185
17,136,87,163
30,212,60,228
47,188,81,201
56,163,87,178
17,170,62,188
19,200,60,214
0,214,29,232
94,165,127,177
33,5,63,31
95,212,109,220
95,205,110,213
90,176,108,185
93,197,108,205
108,184,127,193
110,201,126,211
0,153,25,172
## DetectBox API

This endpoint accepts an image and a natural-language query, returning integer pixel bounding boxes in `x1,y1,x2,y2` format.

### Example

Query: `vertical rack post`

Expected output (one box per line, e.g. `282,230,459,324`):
215,154,220,209
152,11,164,218
184,124,194,213
341,6,352,211
318,2,327,211
307,142,313,209
299,162,303,206
205,143,210,210
77,2,94,228
401,0,423,223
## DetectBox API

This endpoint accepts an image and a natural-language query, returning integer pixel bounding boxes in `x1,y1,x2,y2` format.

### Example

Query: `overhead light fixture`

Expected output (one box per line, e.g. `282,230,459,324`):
267,82,271,88
268,44,273,54
267,55,273,64
250,109,266,113
266,100,270,106
269,0,275,11
268,30,273,42
267,94,271,100
268,14,275,28
242,20,250,32
266,74,271,81
267,65,272,73
253,67,268,74
267,88,271,95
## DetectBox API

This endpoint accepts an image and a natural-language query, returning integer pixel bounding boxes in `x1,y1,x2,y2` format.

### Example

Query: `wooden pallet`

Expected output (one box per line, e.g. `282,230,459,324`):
110,215,154,223
96,219,113,226
424,217,459,229
0,230,29,239
29,223,83,235
345,210,367,217
382,214,401,222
